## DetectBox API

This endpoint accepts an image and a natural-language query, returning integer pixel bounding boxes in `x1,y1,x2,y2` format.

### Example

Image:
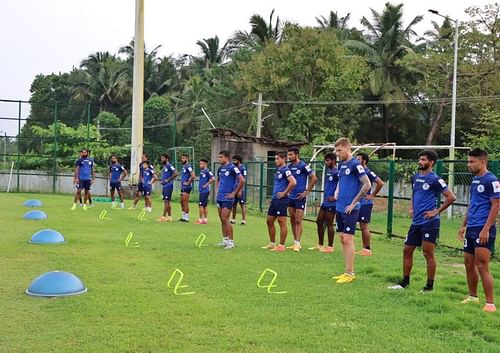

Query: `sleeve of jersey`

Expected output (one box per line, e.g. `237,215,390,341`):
489,179,500,199
369,171,378,182
305,164,314,175
120,166,125,171
434,177,448,192
209,171,214,177
170,166,176,172
188,167,193,173
233,167,241,175
285,169,292,178
355,164,366,178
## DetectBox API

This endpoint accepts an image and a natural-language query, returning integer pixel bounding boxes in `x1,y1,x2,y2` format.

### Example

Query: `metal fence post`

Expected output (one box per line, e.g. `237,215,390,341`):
86,103,91,145
259,161,264,213
16,100,21,192
491,160,499,178
386,159,395,237
52,102,58,193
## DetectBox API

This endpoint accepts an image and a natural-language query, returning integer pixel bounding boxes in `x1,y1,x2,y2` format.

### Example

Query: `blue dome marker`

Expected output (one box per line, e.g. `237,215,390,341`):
24,199,43,207
29,229,66,244
23,210,48,220
26,271,87,297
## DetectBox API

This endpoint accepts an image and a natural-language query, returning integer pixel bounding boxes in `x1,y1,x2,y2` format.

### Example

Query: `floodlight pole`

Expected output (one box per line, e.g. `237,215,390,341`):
130,0,145,184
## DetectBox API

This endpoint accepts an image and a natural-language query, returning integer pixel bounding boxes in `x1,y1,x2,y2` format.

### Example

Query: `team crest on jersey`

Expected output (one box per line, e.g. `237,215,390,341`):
278,173,283,179
329,176,333,181
345,168,351,175
296,170,301,175
422,183,430,190
477,184,485,193
224,171,229,176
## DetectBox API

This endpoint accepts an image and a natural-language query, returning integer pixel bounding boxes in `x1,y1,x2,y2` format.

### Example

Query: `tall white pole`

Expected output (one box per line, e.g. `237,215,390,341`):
130,0,145,184
256,93,263,138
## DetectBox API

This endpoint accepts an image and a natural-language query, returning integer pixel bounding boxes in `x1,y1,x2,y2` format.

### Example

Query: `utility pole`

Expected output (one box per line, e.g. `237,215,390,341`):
130,0,145,183
256,93,263,138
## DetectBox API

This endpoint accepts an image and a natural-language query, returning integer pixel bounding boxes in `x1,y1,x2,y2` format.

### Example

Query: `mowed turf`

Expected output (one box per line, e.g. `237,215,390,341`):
1,193,499,353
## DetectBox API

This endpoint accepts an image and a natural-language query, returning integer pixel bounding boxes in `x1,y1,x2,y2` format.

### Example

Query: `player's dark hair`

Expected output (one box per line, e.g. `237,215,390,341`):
200,158,209,163
325,153,336,162
143,153,149,159
287,147,300,155
162,153,170,161
232,155,243,163
418,150,438,164
219,150,230,158
181,153,189,158
276,151,287,159
468,148,488,160
356,152,369,164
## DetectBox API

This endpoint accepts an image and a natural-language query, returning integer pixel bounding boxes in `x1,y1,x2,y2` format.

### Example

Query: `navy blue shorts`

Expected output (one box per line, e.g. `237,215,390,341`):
162,185,173,201
110,181,122,191
358,203,373,223
320,203,336,213
199,192,209,207
288,198,306,210
217,200,233,209
181,186,192,194
143,185,152,196
405,219,440,246
78,180,91,190
336,209,360,235
137,182,144,192
268,198,289,217
234,192,246,205
463,226,496,254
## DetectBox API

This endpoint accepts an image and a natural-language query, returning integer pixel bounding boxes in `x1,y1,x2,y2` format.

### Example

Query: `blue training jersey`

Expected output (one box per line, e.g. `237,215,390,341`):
411,171,448,225
161,163,176,187
336,158,366,212
139,161,154,182
235,164,247,188
109,163,125,182
360,167,379,206
217,163,241,201
199,168,214,193
181,163,194,185
288,160,314,199
76,157,94,181
273,166,293,199
467,171,500,230
142,167,155,186
322,167,339,207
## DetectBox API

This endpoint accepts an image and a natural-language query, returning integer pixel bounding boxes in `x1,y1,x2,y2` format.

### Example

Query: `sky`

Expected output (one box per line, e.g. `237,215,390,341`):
0,0,491,135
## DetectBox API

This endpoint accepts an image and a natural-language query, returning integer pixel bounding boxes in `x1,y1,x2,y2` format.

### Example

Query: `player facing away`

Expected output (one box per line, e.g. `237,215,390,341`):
231,155,248,225
141,160,157,212
196,159,215,224
388,150,456,292
286,147,318,252
157,154,178,222
310,153,338,253
355,152,385,256
179,153,195,222
130,154,152,210
458,148,499,312
71,149,95,210
263,151,297,252
216,150,245,249
109,155,128,209
332,138,371,284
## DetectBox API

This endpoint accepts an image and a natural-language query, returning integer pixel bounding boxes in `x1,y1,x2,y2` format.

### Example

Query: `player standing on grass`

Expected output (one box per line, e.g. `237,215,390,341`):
130,154,153,210
109,155,128,209
71,149,95,211
216,151,245,249
332,138,371,283
388,150,456,292
263,151,297,252
179,154,195,222
287,147,317,252
458,148,499,312
141,160,157,213
355,152,385,256
196,159,215,224
310,153,338,253
231,155,248,225
157,154,177,222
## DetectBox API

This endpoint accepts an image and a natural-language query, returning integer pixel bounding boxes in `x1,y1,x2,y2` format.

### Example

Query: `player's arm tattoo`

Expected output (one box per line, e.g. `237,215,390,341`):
351,174,371,205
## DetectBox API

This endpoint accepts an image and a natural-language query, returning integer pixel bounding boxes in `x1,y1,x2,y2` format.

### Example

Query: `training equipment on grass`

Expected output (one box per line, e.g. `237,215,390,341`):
257,268,287,294
167,268,195,295
23,199,43,207
23,210,48,220
26,271,87,297
195,233,207,248
29,229,66,244
137,210,147,221
124,232,140,247
98,210,111,220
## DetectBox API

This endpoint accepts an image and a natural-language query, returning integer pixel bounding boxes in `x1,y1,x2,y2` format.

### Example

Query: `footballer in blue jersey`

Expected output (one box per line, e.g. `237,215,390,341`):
71,149,95,210
131,154,153,209
388,150,456,292
263,151,296,251
179,154,195,222
141,160,157,213
157,154,178,222
196,159,215,224
216,150,245,249
356,152,385,255
231,155,248,225
458,148,500,312
286,147,317,252
311,153,338,252
108,155,128,209
333,138,371,283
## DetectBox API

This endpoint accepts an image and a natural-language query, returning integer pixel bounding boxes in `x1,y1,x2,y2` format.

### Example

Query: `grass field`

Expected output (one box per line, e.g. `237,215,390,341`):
1,193,500,353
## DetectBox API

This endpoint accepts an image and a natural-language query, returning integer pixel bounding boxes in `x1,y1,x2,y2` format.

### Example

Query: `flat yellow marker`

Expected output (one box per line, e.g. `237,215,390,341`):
98,210,111,220
124,232,140,248
137,211,147,221
167,268,195,295
195,233,207,248
257,268,287,294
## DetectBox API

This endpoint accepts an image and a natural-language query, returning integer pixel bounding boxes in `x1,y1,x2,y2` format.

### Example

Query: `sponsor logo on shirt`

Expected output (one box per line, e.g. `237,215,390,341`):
493,181,500,193
356,165,365,174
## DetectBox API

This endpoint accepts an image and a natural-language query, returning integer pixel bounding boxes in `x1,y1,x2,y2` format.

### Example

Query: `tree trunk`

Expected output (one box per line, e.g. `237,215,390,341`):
425,100,447,145
382,105,389,143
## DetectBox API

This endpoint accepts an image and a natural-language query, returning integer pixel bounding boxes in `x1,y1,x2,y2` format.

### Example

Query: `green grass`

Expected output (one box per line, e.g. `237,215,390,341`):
1,193,499,353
